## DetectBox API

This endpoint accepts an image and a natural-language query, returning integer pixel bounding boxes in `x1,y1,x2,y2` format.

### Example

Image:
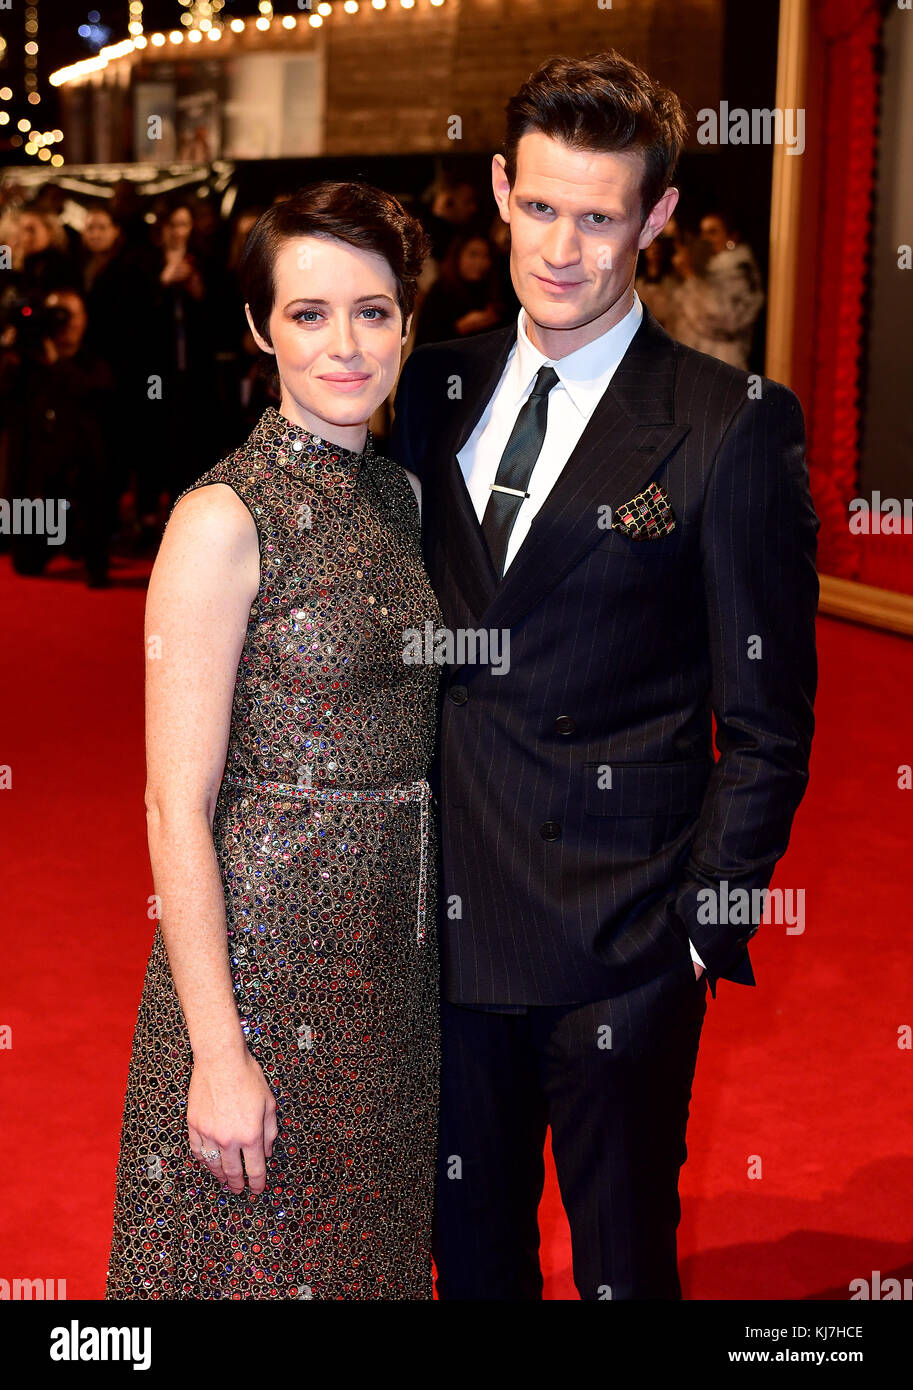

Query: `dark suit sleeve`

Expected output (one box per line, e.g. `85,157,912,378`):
390,349,421,478
672,382,820,983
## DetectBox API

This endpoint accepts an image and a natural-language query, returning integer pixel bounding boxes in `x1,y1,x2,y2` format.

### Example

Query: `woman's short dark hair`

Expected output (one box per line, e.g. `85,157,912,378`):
502,51,688,225
240,181,430,345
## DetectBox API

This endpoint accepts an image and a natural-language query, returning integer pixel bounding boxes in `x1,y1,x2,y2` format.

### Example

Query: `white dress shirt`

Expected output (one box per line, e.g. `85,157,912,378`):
457,289,706,972
458,291,643,571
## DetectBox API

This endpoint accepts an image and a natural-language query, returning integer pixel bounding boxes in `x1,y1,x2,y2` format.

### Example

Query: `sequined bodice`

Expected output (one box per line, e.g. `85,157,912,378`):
188,406,442,791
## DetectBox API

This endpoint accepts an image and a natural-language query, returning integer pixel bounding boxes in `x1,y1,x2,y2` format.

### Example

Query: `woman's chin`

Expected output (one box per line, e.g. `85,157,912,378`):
310,391,384,429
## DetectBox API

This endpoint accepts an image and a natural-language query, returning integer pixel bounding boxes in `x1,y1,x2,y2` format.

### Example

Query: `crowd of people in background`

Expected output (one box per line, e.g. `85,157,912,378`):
635,210,765,370
0,173,764,588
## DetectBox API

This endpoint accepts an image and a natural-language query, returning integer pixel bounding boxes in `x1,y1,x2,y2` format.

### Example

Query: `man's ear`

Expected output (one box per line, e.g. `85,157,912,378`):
491,153,511,224
638,186,680,251
244,302,275,356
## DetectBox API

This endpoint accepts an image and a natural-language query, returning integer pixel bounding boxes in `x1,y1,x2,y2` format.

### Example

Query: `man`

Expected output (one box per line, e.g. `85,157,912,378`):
391,51,819,1300
1,287,114,585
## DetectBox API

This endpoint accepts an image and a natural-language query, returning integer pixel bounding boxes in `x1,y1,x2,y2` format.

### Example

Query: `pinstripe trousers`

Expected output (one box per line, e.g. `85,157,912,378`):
433,959,709,1300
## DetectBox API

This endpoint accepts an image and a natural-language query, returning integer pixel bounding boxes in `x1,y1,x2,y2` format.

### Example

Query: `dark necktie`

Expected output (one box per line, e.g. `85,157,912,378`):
481,364,560,578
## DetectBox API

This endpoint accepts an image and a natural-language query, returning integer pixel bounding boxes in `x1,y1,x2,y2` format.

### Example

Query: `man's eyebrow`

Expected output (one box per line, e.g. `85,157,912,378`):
282,293,398,310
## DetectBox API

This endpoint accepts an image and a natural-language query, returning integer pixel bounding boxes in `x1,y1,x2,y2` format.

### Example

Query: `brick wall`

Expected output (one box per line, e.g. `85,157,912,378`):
323,0,724,155
59,0,723,162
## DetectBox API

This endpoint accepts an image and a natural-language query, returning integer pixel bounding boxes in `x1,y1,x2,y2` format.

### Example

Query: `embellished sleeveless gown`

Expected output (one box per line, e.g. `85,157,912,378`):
106,407,442,1300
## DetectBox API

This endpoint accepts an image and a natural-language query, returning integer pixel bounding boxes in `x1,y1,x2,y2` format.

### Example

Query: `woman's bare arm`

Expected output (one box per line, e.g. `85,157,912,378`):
144,482,276,1193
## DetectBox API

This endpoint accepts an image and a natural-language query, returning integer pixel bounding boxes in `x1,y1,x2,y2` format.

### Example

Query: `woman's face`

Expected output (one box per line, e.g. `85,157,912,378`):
83,211,118,254
20,213,50,256
164,207,193,249
248,235,408,446
458,238,492,282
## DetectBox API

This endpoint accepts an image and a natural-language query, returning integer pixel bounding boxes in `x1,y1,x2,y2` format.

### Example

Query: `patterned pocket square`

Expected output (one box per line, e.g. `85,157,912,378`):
611,482,676,540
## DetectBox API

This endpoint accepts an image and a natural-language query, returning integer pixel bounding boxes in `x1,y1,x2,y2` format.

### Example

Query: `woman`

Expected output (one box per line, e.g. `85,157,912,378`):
150,200,221,504
412,232,506,346
17,203,76,294
106,182,441,1300
671,213,764,371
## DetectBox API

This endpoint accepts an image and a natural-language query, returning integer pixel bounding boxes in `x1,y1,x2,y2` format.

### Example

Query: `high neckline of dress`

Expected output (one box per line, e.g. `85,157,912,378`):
250,405,374,493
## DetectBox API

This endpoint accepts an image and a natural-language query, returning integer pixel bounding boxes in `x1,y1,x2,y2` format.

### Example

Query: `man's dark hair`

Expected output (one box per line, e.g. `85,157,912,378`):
241,180,430,345
502,51,688,225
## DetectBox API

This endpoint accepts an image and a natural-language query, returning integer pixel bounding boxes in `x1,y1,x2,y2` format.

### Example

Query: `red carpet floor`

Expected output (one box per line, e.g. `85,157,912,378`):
1,551,911,1300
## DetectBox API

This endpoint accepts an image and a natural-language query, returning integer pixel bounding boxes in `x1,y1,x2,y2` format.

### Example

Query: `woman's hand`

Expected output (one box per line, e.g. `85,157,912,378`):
188,1048,279,1195
160,254,192,286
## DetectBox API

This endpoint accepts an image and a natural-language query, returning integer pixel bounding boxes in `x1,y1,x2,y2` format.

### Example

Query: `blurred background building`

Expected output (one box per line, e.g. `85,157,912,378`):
0,0,910,626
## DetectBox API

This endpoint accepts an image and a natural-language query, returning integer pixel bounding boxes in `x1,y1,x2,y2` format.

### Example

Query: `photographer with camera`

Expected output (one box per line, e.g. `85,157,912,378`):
0,285,115,587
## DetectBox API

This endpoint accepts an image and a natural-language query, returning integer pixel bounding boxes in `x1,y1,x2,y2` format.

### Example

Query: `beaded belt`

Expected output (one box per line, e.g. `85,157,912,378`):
224,775,431,945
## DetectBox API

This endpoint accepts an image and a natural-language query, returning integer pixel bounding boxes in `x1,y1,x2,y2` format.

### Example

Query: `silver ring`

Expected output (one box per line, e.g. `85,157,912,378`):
200,1146,221,1162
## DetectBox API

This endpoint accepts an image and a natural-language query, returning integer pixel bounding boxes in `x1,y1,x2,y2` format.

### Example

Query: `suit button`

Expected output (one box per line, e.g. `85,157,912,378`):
540,821,561,841
554,715,576,736
449,685,468,705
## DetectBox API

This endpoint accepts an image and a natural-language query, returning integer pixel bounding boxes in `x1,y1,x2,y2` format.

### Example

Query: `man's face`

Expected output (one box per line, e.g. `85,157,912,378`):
699,215,729,255
450,183,479,224
492,131,676,353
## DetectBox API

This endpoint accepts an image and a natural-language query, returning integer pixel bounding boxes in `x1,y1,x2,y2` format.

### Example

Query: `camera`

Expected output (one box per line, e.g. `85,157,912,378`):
0,287,72,358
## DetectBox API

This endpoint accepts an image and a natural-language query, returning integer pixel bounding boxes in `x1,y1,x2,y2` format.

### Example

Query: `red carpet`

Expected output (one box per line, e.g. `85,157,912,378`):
1,551,911,1300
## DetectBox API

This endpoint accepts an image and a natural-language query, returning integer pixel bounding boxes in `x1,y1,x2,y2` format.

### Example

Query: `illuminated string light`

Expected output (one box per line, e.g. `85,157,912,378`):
48,4,451,88
24,4,40,107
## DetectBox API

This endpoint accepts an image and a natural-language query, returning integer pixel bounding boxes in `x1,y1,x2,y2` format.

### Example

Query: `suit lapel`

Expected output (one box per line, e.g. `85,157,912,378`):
480,307,690,632
431,326,515,622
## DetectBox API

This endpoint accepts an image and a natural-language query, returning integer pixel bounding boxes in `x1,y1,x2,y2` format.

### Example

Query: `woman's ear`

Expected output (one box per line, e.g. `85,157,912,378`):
402,311,413,344
244,302,275,356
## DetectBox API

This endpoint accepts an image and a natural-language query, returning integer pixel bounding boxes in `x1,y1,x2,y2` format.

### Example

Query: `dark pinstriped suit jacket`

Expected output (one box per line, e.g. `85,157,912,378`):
391,305,819,1004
